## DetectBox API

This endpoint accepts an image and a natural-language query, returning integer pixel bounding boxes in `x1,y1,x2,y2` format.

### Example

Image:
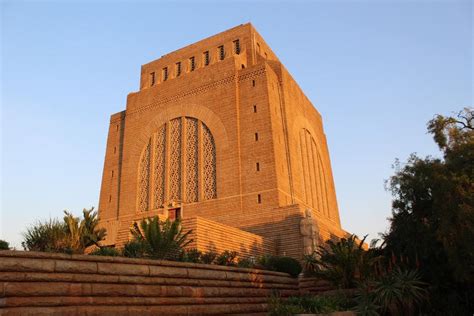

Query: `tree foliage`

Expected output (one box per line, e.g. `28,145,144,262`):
384,107,474,313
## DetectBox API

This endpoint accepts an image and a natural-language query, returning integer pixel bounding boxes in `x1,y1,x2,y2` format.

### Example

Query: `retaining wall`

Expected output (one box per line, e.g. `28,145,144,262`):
0,251,299,315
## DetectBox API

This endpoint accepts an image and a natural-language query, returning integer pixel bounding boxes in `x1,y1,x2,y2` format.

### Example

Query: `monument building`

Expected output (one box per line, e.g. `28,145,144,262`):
98,24,350,259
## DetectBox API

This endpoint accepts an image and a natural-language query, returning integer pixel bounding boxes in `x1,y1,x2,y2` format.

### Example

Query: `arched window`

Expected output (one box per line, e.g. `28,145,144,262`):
137,117,217,212
299,128,330,219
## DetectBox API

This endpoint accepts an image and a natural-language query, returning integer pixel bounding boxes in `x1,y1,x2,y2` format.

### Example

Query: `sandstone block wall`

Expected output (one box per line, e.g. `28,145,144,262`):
181,217,275,258
0,251,299,315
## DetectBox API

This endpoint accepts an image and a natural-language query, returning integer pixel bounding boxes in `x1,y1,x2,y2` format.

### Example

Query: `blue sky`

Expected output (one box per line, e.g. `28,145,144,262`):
1,1,472,248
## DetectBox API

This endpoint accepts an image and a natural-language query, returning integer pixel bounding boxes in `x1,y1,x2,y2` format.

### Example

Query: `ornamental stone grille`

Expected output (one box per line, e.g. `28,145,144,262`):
137,117,217,211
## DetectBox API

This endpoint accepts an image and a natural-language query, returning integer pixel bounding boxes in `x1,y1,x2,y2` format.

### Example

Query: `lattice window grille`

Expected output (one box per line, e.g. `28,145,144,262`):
138,140,151,212
153,125,166,209
202,123,217,200
185,118,199,202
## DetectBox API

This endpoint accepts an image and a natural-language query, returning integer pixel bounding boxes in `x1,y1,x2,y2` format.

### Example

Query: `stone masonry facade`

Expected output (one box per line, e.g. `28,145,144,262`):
98,23,350,260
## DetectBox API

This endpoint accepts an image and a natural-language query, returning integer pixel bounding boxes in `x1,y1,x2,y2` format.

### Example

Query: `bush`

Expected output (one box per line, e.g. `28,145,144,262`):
0,240,10,250
271,256,303,277
21,208,106,254
215,250,238,266
200,250,218,264
237,257,256,268
122,240,148,258
89,247,120,257
180,248,203,263
268,292,354,316
258,255,303,277
22,219,68,252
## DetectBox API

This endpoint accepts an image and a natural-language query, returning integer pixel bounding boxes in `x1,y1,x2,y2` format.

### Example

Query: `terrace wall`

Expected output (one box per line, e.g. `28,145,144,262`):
0,251,299,315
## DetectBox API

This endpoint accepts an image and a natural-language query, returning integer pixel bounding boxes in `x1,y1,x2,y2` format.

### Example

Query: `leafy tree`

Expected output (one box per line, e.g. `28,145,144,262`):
383,107,474,313
0,240,10,250
130,217,192,260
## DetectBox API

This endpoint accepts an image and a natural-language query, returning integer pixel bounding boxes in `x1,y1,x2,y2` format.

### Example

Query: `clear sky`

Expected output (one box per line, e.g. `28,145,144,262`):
1,0,472,248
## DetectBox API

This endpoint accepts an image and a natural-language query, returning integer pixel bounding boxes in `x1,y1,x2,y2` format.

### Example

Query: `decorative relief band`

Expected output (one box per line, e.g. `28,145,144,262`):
127,68,267,118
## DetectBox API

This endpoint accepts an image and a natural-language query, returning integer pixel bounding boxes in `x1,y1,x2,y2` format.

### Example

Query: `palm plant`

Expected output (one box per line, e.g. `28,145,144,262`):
354,268,427,316
304,235,375,288
63,207,106,253
130,217,192,260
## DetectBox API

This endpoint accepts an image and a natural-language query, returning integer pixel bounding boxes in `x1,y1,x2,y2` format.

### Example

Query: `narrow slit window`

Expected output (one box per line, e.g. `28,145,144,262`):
162,67,168,81
233,39,241,54
252,80,255,87
203,51,210,66
218,45,225,60
253,105,257,113
109,195,112,202
111,170,114,178
264,52,268,59
189,56,195,71
116,124,119,131
257,194,262,204
176,62,181,77
255,133,259,141
256,43,261,54
114,146,116,154
150,72,155,86
256,162,260,171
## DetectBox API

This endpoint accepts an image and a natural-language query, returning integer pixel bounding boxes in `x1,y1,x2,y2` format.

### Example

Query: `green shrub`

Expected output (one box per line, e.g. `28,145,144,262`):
215,250,237,266
200,250,218,264
237,257,255,268
89,247,120,257
268,292,353,316
180,248,203,263
122,240,148,258
22,219,68,252
0,240,10,250
21,208,106,254
268,294,304,316
257,255,302,277
271,256,302,277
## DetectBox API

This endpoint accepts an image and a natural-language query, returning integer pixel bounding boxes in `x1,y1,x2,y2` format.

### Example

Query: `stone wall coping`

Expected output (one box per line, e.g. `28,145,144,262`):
0,250,291,278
